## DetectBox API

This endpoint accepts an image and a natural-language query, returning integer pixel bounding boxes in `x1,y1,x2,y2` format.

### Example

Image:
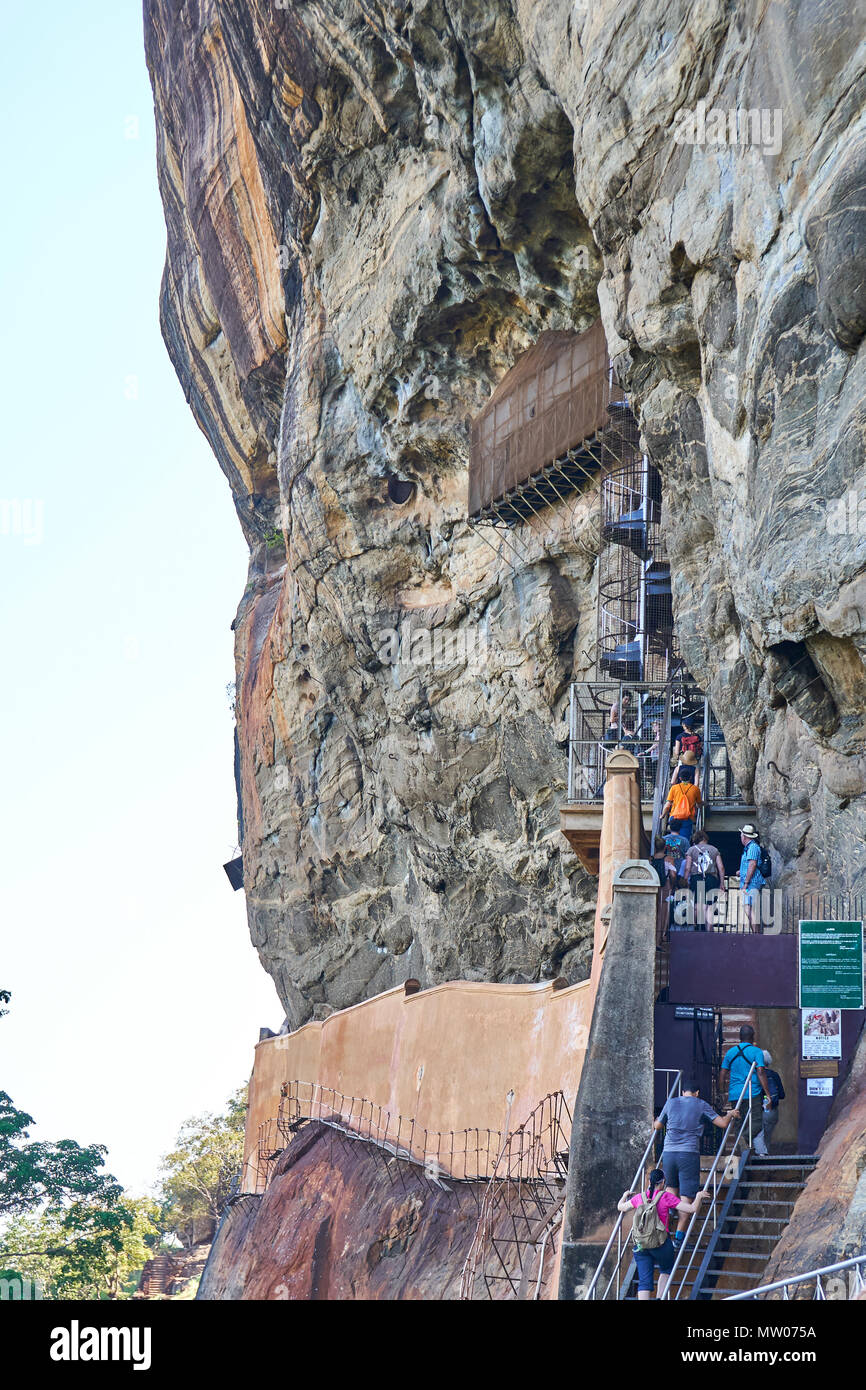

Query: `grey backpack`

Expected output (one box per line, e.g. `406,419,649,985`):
632,1192,668,1250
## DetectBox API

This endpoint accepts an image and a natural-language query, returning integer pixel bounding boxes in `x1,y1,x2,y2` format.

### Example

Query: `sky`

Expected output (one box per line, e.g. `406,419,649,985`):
0,3,281,1193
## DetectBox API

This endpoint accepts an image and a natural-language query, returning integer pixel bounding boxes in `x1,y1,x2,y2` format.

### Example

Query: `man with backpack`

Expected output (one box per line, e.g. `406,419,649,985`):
684,829,726,930
616,1168,707,1299
661,765,703,842
760,1050,786,1155
653,1077,740,1247
739,823,772,932
720,1024,773,1155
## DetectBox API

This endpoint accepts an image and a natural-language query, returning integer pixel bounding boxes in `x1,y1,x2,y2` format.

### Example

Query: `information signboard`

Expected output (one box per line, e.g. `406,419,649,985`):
799,920,863,1010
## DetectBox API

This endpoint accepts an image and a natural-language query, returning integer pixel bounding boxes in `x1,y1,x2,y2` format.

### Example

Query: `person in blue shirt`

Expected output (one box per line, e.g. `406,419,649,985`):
720,1024,773,1156
738,824,766,933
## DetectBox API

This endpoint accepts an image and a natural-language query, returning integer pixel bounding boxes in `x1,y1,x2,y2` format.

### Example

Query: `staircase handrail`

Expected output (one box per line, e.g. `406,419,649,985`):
697,693,711,829
660,1061,758,1299
584,1069,681,1299
724,1251,866,1301
650,685,673,846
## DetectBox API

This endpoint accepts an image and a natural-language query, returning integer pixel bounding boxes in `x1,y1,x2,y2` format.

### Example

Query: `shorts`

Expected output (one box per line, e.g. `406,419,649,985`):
669,817,694,840
689,874,720,897
661,1149,701,1199
742,885,762,907
634,1237,676,1292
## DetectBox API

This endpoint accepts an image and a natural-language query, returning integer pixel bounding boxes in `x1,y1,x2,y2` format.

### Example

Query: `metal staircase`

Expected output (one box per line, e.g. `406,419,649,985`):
692,1156,818,1298
586,1063,813,1301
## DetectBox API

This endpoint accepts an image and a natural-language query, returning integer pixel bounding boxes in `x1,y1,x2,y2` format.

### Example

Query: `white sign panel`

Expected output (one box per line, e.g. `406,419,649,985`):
801,1008,842,1058
806,1078,834,1098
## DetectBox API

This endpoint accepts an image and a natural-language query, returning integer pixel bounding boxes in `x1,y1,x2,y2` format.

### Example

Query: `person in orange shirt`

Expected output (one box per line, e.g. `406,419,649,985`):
660,766,702,841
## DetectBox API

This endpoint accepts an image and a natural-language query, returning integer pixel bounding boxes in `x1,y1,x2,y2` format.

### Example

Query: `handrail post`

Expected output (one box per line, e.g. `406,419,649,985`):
660,1062,758,1300
568,683,576,801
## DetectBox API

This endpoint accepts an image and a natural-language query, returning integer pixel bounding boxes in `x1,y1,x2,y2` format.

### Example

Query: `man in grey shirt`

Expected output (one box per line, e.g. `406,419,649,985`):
654,1077,740,1245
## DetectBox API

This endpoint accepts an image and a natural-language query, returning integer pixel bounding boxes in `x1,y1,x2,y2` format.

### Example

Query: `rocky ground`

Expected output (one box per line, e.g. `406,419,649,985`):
144,1,866,1031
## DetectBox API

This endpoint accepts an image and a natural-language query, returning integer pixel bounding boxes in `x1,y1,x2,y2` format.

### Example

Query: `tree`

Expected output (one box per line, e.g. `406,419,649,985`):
158,1087,247,1246
0,995,122,1219
0,1092,123,1219
0,989,135,1297
0,1197,160,1300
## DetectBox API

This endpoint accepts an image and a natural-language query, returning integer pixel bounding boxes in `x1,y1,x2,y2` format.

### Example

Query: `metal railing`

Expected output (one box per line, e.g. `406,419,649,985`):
724,1252,866,1301
460,1091,572,1301
665,890,865,936
650,686,673,847
252,1080,506,1194
660,1062,759,1300
584,1070,682,1299
565,680,746,811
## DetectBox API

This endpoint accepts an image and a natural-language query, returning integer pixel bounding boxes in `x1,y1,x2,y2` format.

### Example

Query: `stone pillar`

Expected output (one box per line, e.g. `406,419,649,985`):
558,858,659,1300
590,750,645,990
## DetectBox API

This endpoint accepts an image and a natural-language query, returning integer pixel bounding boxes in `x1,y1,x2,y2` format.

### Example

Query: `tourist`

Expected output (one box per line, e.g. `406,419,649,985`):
661,765,702,842
760,1050,786,1156
719,1025,773,1155
683,829,726,930
605,692,635,744
738,823,767,933
616,1168,706,1300
651,835,676,946
670,716,703,786
654,1078,740,1245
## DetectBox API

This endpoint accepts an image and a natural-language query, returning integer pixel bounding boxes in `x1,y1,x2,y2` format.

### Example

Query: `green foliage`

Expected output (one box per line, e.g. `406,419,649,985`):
157,1087,247,1246
0,1092,123,1219
0,993,122,1220
0,988,140,1299
1,992,248,1296
0,1197,160,1300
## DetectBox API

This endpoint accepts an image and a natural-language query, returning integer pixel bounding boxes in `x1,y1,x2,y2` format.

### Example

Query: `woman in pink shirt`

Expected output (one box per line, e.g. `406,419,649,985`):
617,1167,706,1300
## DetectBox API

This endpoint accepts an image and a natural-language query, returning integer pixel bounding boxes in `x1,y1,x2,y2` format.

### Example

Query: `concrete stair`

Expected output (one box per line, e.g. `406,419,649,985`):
691,1155,817,1299
619,1154,816,1300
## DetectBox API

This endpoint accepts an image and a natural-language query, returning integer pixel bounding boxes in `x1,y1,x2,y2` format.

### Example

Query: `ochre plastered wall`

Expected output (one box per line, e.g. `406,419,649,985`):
242,753,645,1190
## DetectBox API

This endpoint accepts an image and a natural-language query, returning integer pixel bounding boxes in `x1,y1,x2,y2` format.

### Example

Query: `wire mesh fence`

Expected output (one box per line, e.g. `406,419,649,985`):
460,1091,572,1301
469,320,620,520
566,679,747,812
251,1080,506,1199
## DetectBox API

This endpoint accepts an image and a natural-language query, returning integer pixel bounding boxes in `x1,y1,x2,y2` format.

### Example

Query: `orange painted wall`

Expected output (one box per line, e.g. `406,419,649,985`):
243,977,594,1188
242,752,645,1192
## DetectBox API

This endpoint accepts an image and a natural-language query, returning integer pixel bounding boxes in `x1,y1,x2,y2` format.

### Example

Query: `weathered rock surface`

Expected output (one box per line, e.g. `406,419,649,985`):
198,1121,485,1299
760,1025,866,1289
145,1,866,1026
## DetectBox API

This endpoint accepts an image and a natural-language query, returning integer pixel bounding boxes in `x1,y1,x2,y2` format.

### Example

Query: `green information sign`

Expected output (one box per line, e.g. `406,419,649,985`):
799,921,864,1009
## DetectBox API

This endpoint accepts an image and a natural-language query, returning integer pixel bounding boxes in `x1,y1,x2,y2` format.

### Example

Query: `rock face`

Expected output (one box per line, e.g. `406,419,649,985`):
199,1122,487,1299
145,0,866,1026
761,1026,866,1288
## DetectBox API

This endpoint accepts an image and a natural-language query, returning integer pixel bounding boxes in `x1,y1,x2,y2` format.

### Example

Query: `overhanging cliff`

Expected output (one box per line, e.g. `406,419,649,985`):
144,0,866,1030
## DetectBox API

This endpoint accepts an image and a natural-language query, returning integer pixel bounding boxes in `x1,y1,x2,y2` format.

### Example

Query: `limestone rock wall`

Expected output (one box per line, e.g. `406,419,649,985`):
145,0,866,1026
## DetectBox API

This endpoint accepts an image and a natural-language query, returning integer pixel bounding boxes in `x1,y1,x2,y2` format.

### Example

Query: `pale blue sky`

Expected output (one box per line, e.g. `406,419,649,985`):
0,3,281,1192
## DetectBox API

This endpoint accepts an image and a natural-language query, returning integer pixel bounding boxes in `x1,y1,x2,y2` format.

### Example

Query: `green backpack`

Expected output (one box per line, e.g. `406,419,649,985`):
632,1192,668,1250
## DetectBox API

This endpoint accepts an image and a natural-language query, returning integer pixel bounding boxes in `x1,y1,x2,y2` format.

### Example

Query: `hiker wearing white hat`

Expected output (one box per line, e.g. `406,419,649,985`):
760,1050,786,1155
739,824,766,933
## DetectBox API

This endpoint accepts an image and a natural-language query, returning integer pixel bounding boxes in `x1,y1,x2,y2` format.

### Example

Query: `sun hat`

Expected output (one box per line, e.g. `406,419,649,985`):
739,823,759,838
